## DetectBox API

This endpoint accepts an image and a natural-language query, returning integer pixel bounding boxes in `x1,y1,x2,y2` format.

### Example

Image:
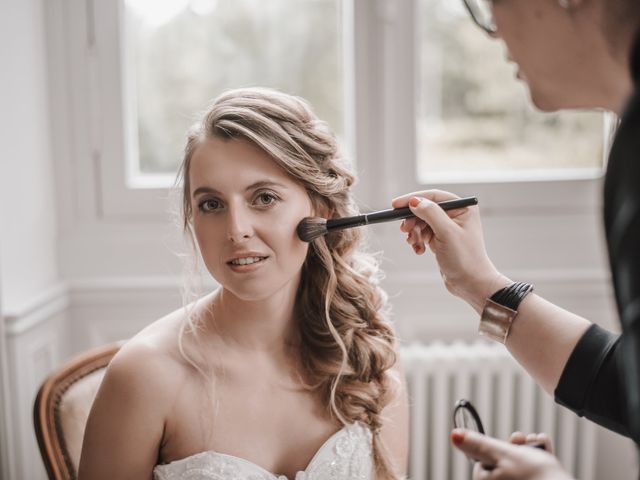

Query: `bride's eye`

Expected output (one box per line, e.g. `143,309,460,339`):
255,191,279,207
198,198,222,212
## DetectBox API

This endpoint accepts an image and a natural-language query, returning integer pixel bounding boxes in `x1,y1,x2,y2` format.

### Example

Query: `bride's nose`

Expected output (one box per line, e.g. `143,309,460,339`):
226,206,254,243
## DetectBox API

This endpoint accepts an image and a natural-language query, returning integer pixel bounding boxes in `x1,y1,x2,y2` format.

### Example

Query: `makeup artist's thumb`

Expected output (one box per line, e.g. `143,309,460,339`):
408,196,454,234
451,429,506,466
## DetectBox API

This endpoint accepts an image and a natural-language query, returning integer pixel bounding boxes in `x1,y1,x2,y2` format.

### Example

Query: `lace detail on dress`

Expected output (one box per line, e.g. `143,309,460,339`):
153,422,373,480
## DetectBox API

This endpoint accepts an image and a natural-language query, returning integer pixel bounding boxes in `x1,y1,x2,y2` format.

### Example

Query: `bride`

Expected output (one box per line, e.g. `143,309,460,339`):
78,87,409,480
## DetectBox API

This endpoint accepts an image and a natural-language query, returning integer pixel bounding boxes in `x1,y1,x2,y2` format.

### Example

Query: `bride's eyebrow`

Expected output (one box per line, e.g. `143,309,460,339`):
192,186,222,198
246,180,289,192
192,180,289,199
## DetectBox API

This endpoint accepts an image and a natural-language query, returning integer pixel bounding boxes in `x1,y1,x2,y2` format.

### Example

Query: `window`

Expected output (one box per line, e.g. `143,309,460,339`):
123,0,344,187
69,0,605,219
416,0,604,184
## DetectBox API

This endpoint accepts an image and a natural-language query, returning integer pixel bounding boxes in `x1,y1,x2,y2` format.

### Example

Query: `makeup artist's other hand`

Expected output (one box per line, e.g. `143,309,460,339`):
391,190,510,313
507,431,554,453
451,429,573,480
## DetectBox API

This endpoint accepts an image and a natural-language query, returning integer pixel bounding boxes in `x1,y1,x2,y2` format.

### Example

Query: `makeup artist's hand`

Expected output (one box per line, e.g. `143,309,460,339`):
506,431,554,453
451,429,573,480
391,190,511,313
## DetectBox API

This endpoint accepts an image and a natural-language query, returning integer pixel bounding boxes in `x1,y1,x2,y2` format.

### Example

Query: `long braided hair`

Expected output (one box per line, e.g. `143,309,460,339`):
176,87,400,478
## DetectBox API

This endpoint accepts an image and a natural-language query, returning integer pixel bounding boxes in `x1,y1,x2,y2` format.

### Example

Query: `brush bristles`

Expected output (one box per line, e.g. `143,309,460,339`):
297,217,329,242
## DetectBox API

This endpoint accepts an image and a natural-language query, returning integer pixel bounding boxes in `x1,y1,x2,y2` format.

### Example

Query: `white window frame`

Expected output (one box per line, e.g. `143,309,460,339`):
56,0,606,224
354,0,607,216
91,0,169,218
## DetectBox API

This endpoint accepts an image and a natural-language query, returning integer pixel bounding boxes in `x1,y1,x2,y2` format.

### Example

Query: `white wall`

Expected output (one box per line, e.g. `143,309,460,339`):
0,0,59,311
0,0,636,479
0,0,63,478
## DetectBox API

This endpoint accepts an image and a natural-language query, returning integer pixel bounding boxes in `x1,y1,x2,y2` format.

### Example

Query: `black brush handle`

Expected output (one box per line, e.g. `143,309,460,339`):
326,196,478,231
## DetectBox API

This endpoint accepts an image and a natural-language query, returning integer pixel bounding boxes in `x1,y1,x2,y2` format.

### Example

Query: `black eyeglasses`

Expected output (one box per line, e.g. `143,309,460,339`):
453,398,547,467
461,0,497,34
453,398,486,434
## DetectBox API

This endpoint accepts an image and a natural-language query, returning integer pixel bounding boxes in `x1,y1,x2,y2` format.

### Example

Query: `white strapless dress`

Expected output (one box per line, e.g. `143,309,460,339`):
153,422,373,480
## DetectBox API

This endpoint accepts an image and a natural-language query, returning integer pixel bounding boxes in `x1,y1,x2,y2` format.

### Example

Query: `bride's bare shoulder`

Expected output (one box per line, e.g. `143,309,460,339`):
100,293,218,408
79,305,202,478
113,303,204,378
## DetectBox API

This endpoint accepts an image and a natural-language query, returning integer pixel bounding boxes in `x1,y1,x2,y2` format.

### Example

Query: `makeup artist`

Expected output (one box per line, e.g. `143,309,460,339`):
392,0,640,478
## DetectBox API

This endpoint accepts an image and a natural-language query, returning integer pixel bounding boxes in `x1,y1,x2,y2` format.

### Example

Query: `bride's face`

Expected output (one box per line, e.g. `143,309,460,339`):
189,136,313,301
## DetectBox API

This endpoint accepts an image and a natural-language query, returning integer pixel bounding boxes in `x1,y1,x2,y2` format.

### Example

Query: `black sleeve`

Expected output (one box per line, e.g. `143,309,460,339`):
554,323,631,438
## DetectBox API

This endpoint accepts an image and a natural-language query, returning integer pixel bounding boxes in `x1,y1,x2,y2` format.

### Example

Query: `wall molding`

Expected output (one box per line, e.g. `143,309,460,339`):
2,269,615,347
4,284,69,337
2,269,616,337
0,313,17,480
384,267,612,286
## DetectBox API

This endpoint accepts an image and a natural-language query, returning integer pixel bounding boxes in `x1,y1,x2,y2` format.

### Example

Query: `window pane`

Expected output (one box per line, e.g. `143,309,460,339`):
416,0,604,183
124,0,343,178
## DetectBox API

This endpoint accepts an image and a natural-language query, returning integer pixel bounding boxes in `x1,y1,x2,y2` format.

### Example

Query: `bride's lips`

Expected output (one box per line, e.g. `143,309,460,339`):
226,252,270,273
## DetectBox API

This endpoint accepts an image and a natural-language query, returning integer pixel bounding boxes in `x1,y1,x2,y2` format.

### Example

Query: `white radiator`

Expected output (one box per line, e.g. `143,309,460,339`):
401,341,597,480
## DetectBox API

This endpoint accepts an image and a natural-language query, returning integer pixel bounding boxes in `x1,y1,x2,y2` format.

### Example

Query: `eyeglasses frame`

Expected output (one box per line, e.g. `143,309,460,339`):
461,0,497,35
452,398,486,434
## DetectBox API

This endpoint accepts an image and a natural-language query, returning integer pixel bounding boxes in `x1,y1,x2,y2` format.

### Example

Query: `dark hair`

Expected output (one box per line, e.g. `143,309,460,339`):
602,0,640,55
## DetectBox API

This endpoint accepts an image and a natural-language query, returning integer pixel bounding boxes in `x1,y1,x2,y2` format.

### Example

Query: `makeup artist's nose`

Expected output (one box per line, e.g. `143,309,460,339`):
226,207,254,243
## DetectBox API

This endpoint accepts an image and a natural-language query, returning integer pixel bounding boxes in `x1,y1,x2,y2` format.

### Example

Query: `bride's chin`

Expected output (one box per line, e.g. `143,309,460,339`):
223,286,277,303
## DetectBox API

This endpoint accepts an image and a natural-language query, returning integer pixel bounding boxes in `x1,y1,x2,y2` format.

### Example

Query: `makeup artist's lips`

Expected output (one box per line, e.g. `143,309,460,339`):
505,52,524,80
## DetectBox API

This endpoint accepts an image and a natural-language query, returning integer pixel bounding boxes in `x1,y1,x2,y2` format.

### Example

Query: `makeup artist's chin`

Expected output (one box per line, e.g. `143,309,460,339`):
520,76,570,113
529,90,565,113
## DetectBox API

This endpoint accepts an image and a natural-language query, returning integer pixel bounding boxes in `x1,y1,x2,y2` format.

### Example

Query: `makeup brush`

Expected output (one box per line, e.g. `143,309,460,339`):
297,196,478,242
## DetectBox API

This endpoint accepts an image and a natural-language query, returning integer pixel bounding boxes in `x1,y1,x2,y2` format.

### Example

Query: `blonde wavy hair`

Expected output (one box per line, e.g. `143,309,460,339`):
175,87,400,479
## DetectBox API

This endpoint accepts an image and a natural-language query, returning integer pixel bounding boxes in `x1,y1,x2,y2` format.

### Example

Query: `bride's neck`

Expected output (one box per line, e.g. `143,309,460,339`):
209,287,300,353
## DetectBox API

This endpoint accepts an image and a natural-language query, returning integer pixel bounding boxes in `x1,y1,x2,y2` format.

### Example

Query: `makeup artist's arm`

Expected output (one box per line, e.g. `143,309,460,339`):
396,189,635,437
390,190,591,395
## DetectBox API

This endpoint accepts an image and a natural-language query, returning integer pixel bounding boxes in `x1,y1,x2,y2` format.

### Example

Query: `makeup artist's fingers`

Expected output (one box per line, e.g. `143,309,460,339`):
408,197,458,236
401,218,433,240
405,224,433,252
421,224,434,247
397,191,470,235
405,225,425,253
393,188,505,310
411,225,426,254
392,189,459,208
396,191,471,221
411,224,422,240
537,434,553,453
527,433,553,453
510,431,553,453
451,429,507,466
453,429,572,480
403,220,433,243
400,216,419,233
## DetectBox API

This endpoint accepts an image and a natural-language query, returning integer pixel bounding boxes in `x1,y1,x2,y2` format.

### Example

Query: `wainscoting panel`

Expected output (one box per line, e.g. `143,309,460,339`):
5,284,70,480
67,277,186,352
